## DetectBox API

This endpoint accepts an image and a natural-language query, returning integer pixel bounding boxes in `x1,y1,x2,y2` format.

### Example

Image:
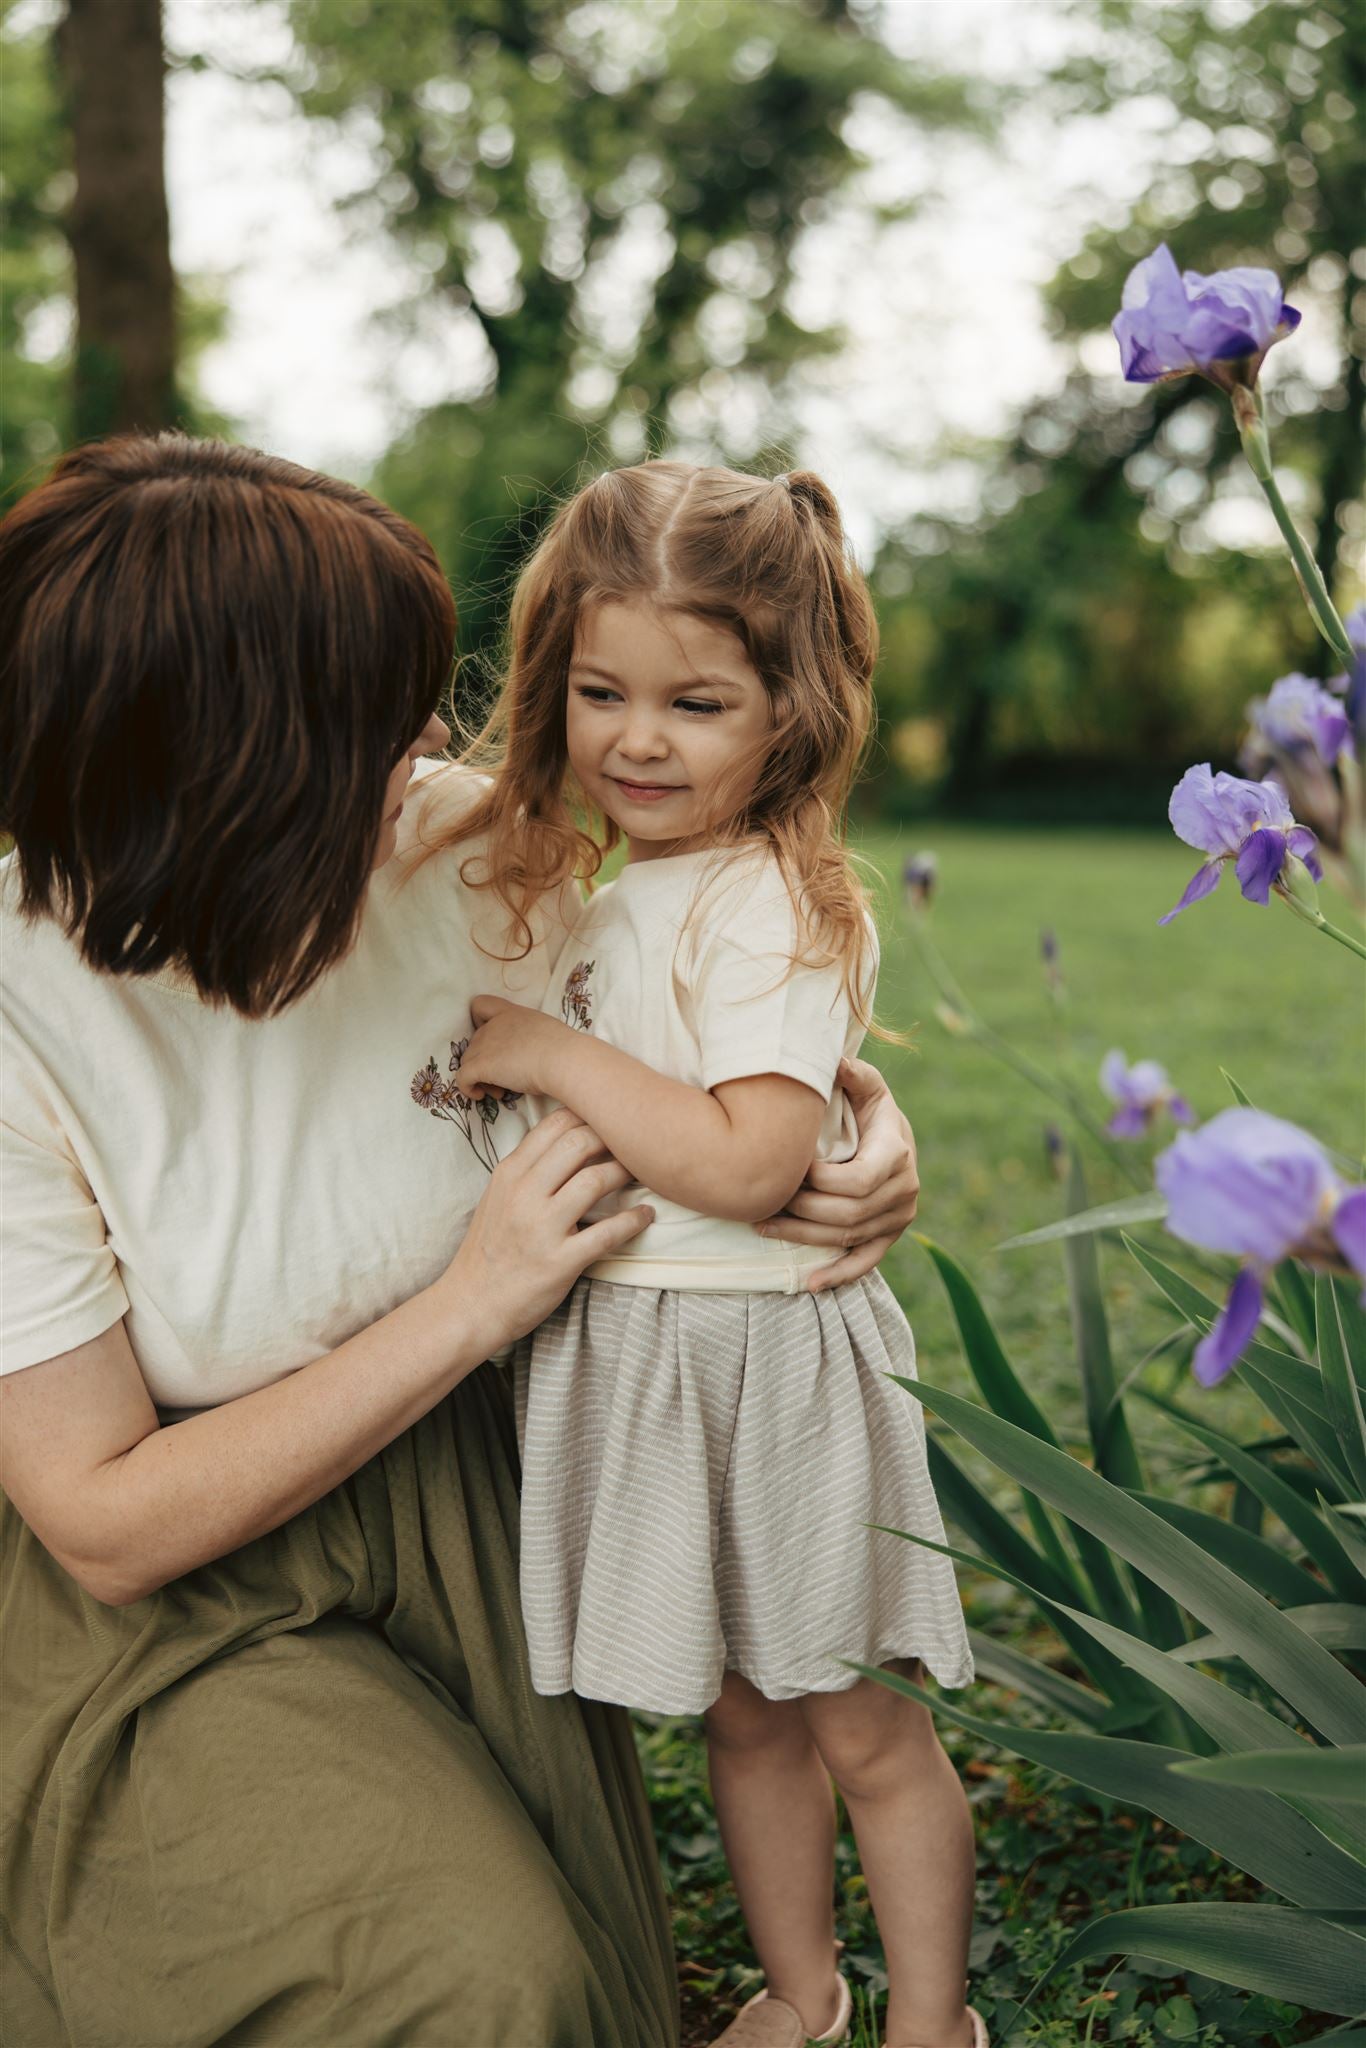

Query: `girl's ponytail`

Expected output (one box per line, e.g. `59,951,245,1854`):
778,469,845,540
774,469,878,693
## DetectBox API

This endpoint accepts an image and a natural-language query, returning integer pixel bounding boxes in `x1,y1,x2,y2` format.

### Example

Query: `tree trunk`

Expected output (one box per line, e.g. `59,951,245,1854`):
60,0,175,440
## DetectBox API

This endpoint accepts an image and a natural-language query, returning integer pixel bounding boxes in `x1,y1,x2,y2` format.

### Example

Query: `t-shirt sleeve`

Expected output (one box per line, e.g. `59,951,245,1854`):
1,1056,129,1375
684,868,874,1100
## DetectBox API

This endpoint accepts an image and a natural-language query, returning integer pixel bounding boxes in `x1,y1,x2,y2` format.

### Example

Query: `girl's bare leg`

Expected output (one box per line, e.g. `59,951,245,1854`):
802,1663,976,2048
704,1672,844,2035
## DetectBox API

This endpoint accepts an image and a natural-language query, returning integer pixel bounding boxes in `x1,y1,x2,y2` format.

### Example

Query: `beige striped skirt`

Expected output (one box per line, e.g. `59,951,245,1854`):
512,1273,974,1716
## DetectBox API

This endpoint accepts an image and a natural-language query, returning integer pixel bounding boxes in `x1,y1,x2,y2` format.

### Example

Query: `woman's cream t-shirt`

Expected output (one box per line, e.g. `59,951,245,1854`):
524,846,873,1294
0,765,558,1409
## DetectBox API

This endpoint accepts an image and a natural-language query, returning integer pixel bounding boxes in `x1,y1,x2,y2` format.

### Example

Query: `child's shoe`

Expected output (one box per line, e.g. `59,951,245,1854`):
709,1972,853,2046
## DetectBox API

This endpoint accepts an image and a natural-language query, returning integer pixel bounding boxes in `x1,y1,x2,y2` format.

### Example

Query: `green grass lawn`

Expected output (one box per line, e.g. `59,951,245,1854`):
862,823,1361,1426
646,824,1364,2048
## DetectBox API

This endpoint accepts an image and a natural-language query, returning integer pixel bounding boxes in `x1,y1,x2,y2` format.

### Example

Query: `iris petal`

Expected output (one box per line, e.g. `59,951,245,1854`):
1159,860,1223,924
1234,827,1286,905
1331,1188,1366,1287
1193,1268,1263,1386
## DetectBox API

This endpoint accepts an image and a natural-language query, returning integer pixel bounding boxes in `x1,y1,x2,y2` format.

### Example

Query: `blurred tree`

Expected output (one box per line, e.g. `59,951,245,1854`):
1,17,72,499
274,0,979,696
61,0,177,438
873,0,1363,810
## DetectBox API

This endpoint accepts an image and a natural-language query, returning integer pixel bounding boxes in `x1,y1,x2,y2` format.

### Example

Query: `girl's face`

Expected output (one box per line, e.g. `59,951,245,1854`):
373,709,451,869
566,600,771,860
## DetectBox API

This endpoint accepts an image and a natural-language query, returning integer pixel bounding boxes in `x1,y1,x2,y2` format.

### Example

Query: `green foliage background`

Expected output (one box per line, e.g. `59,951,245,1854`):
4,7,1364,2040
5,0,1362,805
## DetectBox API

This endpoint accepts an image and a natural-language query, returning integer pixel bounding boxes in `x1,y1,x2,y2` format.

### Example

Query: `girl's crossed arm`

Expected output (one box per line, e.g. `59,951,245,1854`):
458,995,826,1224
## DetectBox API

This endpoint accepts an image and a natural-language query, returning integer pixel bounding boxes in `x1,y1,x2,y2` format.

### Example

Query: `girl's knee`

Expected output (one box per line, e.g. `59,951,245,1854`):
704,1672,807,1758
804,1674,940,1799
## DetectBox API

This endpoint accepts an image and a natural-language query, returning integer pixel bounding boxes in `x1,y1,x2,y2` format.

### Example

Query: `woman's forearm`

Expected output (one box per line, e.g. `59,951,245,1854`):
81,1274,496,1603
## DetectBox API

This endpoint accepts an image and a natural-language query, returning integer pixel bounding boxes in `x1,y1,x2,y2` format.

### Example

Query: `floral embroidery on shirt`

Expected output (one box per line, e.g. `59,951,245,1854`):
561,959,595,1031
410,1035,521,1174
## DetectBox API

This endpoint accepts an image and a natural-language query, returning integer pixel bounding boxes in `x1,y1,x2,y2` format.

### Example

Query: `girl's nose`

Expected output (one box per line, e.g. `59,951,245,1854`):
617,717,670,762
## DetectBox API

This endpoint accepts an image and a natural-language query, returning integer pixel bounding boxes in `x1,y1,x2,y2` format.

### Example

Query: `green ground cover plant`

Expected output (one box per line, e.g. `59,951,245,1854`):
641,823,1364,2045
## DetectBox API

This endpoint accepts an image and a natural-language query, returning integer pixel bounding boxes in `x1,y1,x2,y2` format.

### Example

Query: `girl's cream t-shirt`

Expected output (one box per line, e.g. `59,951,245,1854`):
528,846,874,1294
0,765,558,1409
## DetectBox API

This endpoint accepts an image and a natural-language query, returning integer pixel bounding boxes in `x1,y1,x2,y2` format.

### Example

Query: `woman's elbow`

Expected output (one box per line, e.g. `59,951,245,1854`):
53,1534,159,1608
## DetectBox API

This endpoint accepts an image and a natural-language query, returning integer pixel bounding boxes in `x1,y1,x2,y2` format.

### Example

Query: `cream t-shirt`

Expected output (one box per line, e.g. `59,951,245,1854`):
526,847,872,1293
0,764,559,1408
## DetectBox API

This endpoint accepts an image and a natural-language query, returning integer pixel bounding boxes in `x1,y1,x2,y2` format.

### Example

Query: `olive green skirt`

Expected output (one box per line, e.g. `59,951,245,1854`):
0,1366,679,2047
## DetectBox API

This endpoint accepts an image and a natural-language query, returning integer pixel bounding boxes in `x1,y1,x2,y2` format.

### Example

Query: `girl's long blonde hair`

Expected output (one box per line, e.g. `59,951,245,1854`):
442,459,882,1022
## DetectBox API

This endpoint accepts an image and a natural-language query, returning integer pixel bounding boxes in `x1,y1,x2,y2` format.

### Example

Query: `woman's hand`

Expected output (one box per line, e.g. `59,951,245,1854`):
758,1056,920,1293
440,1108,654,1351
459,994,572,1101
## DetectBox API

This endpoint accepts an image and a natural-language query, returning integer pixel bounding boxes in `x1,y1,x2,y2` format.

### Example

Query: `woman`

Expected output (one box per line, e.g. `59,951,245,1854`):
0,436,924,2048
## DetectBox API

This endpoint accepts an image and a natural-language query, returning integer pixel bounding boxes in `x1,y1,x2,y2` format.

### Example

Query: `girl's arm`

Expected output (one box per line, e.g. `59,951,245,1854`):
0,1113,651,1606
458,997,826,1223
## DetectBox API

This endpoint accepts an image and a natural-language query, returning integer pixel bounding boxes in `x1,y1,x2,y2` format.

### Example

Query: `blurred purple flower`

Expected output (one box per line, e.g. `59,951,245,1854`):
1113,245,1300,392
1344,647,1366,755
1345,605,1366,654
1160,763,1322,923
903,849,938,910
1334,1188,1366,1280
1099,1049,1195,1139
1246,673,1350,768
1156,1107,1366,1383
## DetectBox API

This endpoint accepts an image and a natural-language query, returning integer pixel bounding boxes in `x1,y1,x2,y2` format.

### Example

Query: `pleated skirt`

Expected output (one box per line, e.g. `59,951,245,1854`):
0,1365,678,2048
514,1273,974,1716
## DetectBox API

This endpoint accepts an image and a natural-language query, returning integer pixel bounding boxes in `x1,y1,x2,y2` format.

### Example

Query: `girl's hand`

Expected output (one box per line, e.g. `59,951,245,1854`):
459,994,571,1100
758,1056,921,1293
440,1108,654,1352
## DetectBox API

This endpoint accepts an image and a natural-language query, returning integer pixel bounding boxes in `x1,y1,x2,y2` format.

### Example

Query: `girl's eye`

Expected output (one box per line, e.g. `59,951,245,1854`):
676,698,725,717
576,685,620,705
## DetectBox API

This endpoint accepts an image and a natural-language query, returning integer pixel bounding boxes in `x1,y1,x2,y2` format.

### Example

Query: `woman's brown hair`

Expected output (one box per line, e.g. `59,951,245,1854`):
0,434,455,1015
449,459,881,1019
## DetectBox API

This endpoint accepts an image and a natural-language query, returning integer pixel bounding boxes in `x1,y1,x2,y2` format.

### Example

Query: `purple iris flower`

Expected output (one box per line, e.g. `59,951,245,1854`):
1345,605,1366,653
1160,764,1322,924
1156,1108,1366,1383
1246,673,1350,768
1344,646,1366,755
1114,244,1300,391
1099,1050,1195,1139
903,850,938,909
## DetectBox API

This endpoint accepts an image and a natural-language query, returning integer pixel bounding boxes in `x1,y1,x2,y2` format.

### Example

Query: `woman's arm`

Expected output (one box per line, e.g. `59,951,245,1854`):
760,1056,922,1291
0,1113,651,1606
458,998,827,1222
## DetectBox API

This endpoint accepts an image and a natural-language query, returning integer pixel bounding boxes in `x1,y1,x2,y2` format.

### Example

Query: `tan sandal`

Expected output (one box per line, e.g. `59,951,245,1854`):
709,1971,853,2046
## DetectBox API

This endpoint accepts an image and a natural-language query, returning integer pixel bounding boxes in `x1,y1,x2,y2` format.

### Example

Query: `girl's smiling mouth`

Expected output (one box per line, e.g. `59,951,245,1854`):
610,777,688,802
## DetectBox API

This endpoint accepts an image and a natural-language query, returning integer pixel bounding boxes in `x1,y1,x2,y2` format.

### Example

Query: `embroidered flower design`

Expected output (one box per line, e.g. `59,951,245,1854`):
410,1033,520,1173
561,959,595,1031
411,1060,443,1110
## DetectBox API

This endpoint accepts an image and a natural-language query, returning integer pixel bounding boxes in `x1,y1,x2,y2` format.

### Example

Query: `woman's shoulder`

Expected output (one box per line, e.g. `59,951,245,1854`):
399,758,492,852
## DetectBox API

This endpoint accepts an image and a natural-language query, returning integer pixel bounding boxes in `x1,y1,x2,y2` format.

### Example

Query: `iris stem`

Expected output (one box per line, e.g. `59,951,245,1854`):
1315,916,1366,961
1236,410,1355,668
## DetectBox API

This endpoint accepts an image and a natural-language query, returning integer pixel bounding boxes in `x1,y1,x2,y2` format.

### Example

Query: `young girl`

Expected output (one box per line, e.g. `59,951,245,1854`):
452,462,983,2048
